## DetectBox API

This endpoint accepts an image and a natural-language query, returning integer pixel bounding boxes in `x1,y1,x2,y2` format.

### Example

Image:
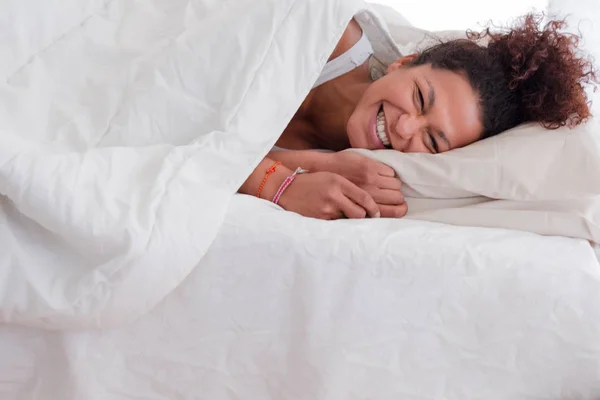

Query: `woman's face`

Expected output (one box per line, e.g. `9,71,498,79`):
346,58,483,153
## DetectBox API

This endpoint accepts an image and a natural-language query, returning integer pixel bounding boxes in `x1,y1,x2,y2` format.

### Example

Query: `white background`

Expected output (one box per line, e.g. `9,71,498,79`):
371,0,549,30
549,0,600,112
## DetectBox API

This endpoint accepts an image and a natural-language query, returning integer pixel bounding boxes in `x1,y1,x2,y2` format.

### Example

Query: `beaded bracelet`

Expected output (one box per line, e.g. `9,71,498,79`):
272,167,309,205
257,161,281,199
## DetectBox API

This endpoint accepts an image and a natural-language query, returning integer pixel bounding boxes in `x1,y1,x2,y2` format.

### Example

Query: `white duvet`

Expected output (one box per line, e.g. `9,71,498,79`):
0,0,360,328
2,0,600,398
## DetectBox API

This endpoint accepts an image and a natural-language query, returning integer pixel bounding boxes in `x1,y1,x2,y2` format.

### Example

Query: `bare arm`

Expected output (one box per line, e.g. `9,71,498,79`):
266,150,331,172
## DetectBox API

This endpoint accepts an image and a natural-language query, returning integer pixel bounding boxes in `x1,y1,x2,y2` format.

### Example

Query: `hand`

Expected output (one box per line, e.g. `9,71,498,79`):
278,172,380,220
318,152,407,218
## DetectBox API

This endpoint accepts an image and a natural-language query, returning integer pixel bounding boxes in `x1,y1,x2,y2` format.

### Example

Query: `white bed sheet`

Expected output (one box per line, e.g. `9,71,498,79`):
2,195,600,399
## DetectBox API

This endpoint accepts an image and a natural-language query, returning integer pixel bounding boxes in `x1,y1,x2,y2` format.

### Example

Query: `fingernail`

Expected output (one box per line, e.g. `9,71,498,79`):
374,212,381,218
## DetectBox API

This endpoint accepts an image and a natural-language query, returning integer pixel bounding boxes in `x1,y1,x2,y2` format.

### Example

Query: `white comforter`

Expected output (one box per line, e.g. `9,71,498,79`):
2,0,600,398
0,0,361,328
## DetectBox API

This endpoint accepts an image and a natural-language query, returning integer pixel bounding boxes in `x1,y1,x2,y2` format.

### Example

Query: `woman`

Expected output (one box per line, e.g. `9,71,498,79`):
239,13,597,220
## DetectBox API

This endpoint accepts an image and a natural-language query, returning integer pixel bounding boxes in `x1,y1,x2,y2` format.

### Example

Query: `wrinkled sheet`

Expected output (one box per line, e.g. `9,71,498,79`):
2,195,600,399
0,0,365,329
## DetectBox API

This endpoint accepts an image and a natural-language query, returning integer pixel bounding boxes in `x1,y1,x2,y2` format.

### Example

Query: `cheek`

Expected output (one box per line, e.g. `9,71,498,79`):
449,111,483,147
402,137,431,153
354,76,410,124
358,86,382,108
373,78,412,110
460,130,484,148
363,77,397,103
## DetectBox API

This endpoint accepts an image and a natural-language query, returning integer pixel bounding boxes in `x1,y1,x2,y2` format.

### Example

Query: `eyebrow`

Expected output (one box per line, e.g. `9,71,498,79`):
425,78,452,150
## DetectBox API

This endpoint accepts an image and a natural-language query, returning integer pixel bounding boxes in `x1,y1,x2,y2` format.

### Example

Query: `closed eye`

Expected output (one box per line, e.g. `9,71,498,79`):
415,83,436,152
429,133,439,153
416,84,425,111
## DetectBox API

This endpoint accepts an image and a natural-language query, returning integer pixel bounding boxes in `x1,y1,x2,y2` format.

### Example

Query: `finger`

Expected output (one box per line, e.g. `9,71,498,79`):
320,204,345,220
377,176,402,191
327,210,346,220
341,179,380,218
337,195,368,219
373,162,395,177
379,203,408,218
372,189,405,205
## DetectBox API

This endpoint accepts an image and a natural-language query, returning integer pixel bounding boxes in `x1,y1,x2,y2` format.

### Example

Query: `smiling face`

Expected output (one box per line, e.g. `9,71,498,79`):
346,59,484,153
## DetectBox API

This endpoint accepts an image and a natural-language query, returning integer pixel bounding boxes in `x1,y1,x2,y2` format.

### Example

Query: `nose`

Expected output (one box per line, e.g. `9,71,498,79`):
396,114,428,139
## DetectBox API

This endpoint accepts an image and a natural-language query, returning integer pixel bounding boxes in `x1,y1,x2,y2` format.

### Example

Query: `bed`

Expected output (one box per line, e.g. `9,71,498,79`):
3,196,600,398
1,0,600,398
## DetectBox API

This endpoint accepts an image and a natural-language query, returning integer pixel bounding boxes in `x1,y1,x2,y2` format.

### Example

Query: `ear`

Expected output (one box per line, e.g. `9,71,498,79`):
386,54,418,74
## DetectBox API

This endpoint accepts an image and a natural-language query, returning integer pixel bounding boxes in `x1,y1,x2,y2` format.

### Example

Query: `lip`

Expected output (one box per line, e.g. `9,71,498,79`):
368,104,386,150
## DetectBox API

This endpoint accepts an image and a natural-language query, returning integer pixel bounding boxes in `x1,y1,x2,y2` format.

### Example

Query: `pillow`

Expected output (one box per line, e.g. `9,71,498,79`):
352,120,600,243
361,121,600,201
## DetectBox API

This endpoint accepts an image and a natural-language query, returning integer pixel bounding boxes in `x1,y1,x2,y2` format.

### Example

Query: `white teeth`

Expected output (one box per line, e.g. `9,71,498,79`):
376,109,390,147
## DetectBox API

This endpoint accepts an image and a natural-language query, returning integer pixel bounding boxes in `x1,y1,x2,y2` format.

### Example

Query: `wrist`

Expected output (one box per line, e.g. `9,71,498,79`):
309,152,335,172
276,173,304,210
259,167,291,201
239,157,293,200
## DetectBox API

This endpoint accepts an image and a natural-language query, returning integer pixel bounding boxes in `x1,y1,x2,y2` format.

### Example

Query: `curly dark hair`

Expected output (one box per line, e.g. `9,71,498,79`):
410,13,599,138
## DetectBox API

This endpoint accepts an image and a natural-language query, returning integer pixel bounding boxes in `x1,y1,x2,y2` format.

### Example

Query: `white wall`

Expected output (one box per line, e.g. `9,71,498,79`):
548,0,600,113
371,0,548,31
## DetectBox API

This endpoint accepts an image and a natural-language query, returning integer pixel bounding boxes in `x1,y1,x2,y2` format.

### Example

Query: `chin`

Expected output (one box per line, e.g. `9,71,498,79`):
345,119,363,149
345,129,361,149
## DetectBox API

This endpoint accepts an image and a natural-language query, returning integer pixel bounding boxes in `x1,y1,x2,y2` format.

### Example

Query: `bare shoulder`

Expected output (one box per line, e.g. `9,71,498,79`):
327,18,363,61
